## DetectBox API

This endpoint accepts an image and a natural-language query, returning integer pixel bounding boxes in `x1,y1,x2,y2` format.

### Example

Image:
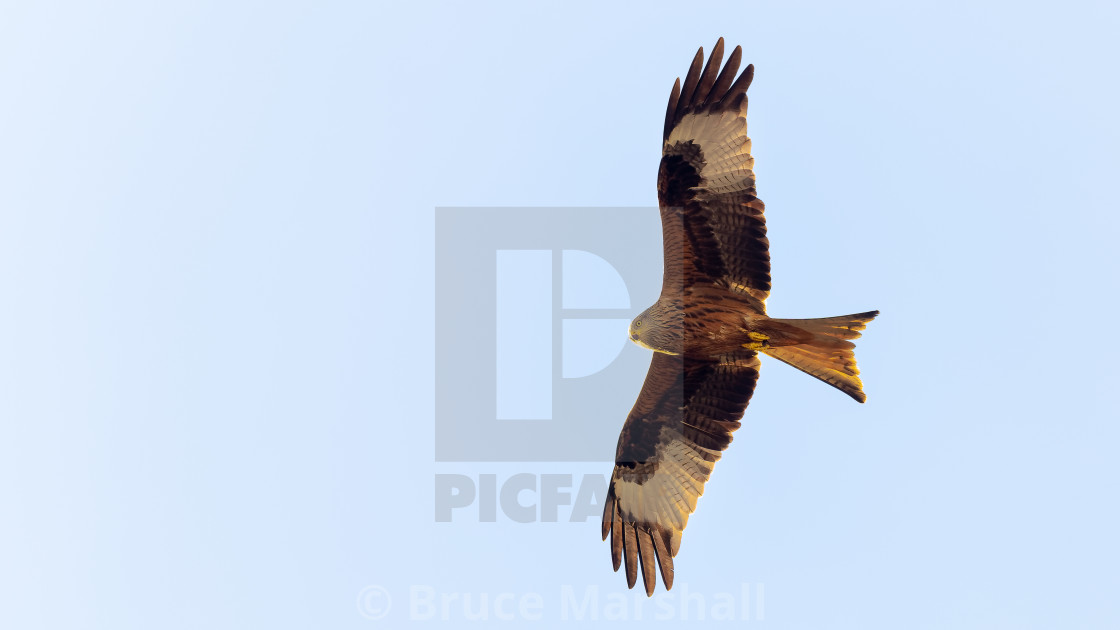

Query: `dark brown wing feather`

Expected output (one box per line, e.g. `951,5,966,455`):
602,351,761,595
658,39,770,308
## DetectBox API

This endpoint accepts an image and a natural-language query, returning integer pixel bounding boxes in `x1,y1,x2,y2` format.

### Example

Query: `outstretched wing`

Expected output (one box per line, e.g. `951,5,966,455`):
658,38,770,310
602,351,761,595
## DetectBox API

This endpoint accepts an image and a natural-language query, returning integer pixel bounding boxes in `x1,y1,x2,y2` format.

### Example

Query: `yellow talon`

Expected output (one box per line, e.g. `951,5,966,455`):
742,341,767,351
748,332,769,341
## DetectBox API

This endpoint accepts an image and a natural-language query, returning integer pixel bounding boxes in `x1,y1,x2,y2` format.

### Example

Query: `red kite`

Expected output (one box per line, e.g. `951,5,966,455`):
602,39,879,596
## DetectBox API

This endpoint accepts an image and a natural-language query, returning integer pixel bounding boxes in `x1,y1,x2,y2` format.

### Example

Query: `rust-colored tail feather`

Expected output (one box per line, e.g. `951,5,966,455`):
762,310,879,402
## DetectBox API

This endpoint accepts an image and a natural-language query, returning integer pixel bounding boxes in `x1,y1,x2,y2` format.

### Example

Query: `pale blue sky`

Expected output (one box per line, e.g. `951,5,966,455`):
1,1,1118,628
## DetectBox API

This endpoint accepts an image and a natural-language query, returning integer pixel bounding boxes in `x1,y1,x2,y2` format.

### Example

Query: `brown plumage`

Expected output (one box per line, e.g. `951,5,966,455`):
603,39,880,596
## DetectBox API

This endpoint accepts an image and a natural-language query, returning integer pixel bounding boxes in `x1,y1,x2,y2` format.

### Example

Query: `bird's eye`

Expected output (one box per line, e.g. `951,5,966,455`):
635,320,642,328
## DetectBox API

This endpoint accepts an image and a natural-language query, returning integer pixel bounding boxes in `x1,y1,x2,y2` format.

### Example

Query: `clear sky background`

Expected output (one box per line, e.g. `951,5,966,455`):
2,1,1118,628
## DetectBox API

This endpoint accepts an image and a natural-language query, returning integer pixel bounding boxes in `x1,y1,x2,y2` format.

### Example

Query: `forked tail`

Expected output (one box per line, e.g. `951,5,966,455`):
762,310,880,402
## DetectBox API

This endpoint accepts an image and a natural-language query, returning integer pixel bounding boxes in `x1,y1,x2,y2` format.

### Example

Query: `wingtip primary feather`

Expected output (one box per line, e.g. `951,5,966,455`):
601,490,613,541
704,45,742,109
653,528,675,591
623,522,639,588
637,528,657,596
674,47,706,122
663,78,681,140
715,62,755,110
609,497,623,571
693,38,725,107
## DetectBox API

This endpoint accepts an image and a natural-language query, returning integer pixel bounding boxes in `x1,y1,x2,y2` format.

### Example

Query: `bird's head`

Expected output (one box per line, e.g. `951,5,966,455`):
628,312,648,347
629,303,682,354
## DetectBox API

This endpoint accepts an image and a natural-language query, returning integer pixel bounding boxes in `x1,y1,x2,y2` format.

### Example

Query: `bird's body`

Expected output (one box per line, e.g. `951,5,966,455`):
630,285,827,357
601,39,880,596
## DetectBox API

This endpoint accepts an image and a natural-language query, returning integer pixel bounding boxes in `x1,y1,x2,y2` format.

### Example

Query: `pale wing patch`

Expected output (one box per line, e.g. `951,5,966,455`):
611,426,722,533
665,109,756,195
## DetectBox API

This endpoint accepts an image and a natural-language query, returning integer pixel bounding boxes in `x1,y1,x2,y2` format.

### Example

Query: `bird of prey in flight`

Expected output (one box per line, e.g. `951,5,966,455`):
601,38,879,596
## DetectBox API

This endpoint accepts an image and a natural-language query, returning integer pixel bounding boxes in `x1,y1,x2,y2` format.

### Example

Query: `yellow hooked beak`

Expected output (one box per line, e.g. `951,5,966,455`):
628,325,655,351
